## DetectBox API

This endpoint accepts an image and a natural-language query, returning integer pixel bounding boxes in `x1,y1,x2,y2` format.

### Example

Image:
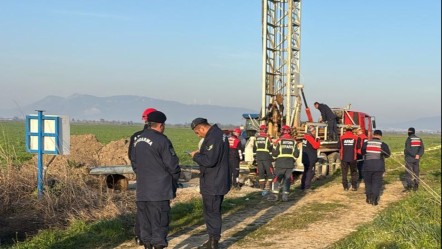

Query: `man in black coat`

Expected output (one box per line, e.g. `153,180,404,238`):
314,102,338,140
190,118,231,249
128,107,157,245
131,111,181,249
404,127,425,191
361,130,390,206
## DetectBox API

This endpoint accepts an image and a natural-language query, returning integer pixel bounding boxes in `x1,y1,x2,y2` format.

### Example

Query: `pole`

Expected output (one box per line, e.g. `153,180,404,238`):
37,110,44,199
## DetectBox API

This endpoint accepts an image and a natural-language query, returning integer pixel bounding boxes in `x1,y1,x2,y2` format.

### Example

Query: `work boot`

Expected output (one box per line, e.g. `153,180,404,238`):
197,236,212,249
135,236,143,246
281,193,289,202
210,237,219,249
366,194,372,204
261,190,269,197
413,184,419,192
372,196,379,206
259,182,266,190
267,193,279,201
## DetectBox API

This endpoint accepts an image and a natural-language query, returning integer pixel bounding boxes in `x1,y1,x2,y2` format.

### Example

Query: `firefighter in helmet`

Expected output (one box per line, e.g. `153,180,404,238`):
267,125,300,202
253,124,274,196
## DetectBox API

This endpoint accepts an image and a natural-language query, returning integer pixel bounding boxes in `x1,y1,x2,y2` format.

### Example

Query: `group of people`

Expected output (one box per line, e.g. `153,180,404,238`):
338,126,425,206
128,106,425,249
129,108,230,249
253,124,320,202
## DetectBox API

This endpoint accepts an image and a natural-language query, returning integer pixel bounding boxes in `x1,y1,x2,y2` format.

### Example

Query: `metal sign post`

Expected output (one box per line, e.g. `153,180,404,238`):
25,111,70,200
37,110,44,199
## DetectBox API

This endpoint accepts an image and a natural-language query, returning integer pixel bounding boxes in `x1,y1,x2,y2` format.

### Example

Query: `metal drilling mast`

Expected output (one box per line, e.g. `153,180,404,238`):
261,0,302,136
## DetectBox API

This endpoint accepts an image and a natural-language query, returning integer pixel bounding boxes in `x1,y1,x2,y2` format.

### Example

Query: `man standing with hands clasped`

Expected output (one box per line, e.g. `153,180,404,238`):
404,127,425,192
131,111,181,249
189,118,231,249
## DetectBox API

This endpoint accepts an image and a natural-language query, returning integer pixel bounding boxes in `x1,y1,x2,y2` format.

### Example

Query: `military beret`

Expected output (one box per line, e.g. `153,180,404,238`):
373,130,383,136
147,111,167,123
191,117,208,130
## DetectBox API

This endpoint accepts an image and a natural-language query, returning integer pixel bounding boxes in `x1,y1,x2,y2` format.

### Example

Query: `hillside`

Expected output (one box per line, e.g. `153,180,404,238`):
0,94,440,131
0,94,256,125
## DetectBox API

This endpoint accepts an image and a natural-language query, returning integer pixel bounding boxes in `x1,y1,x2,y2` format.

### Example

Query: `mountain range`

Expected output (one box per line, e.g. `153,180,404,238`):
0,94,256,126
0,94,440,131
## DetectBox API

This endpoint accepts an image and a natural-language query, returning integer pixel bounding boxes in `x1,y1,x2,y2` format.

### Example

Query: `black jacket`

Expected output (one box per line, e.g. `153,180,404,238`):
193,124,231,195
131,129,181,201
317,103,337,121
404,134,425,162
361,138,390,172
128,124,149,165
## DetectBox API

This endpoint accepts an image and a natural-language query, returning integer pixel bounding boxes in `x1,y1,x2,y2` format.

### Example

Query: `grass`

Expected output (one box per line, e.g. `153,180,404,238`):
328,148,441,249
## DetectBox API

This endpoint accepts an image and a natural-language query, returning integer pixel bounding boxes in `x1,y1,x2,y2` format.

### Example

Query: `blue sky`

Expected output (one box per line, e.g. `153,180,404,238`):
0,0,440,123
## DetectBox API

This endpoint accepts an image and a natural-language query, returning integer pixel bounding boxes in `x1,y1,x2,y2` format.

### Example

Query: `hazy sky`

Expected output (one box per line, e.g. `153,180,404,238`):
0,0,440,123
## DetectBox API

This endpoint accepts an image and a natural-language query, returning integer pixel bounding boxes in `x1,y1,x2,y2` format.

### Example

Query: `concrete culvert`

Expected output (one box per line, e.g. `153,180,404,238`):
106,174,128,191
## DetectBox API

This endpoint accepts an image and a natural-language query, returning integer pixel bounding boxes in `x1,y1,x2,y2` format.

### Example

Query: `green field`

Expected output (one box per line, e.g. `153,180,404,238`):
0,121,200,166
0,121,440,249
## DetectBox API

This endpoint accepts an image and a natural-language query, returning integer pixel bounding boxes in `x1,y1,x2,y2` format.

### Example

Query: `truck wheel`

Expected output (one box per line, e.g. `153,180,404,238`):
327,152,340,175
316,153,329,178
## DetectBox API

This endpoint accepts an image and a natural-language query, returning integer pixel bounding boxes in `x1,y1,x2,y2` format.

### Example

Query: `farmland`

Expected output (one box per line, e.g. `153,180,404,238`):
0,121,440,249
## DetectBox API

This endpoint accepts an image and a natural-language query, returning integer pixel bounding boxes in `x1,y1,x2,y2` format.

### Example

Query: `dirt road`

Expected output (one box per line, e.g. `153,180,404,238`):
115,179,406,249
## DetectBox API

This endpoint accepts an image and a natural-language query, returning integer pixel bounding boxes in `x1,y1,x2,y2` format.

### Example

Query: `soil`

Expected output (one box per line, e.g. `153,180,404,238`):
115,180,406,249
1,134,410,248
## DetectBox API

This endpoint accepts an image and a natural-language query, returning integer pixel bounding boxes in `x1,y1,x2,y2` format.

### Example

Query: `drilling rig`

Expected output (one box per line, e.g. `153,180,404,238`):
242,0,377,178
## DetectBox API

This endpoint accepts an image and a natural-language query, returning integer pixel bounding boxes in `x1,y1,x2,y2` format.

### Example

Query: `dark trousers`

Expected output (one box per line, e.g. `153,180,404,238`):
327,119,338,140
137,200,171,247
301,159,315,190
356,154,364,180
363,171,384,201
341,161,358,189
257,159,273,189
405,160,420,187
229,157,240,186
134,213,140,238
272,168,292,194
202,194,224,241
257,160,273,180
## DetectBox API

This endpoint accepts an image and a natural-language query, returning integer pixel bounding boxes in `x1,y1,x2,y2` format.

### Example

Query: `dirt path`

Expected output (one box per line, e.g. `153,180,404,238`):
115,179,406,249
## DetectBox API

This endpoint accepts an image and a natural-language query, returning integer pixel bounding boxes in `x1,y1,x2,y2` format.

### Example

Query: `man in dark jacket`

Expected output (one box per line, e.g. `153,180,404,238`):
361,130,390,206
301,126,321,192
314,102,338,140
190,118,231,249
131,111,181,249
128,107,157,245
404,127,425,191
337,126,359,191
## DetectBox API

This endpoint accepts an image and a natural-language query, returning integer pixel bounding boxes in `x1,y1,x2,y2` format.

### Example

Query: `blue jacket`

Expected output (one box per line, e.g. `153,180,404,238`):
131,129,181,201
193,124,231,195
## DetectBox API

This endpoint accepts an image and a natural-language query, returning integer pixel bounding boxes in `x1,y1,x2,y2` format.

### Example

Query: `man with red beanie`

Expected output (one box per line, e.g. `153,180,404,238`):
128,107,157,245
